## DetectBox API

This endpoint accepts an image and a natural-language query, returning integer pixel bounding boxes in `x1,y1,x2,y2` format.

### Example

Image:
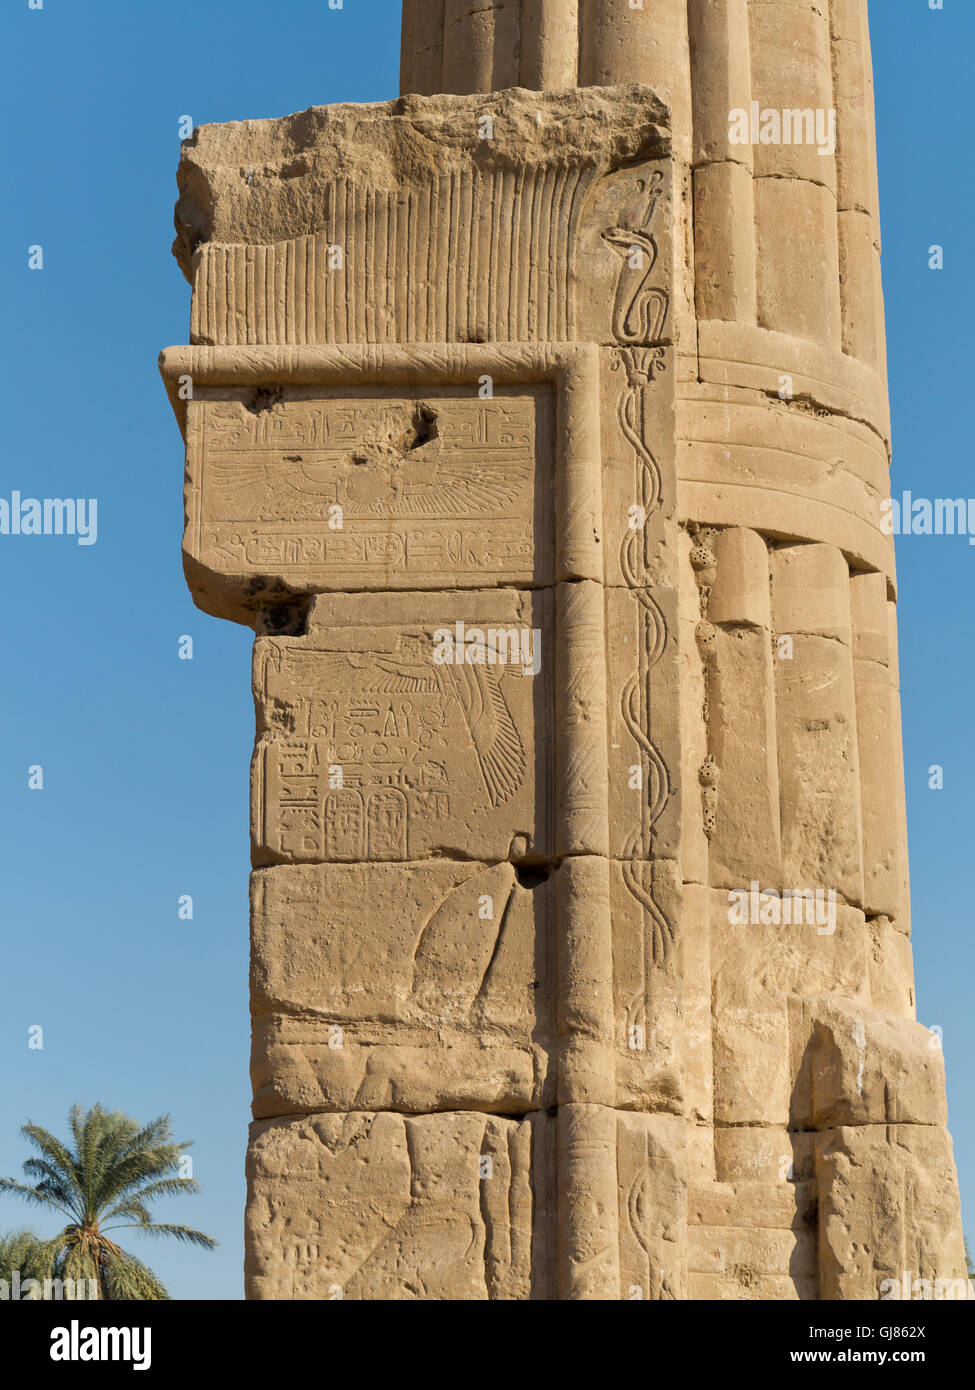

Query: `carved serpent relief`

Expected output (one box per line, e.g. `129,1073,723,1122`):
601,172,670,348
606,172,676,974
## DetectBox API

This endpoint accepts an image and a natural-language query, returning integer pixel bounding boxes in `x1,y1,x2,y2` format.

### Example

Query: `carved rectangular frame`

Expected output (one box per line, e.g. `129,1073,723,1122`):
159,342,604,590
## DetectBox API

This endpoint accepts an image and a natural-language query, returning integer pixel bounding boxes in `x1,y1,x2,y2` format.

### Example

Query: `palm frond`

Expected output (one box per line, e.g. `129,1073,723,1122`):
107,1176,201,1208
114,1220,217,1249
0,1177,73,1219
20,1126,83,1203
100,1199,152,1225
0,1228,58,1282
101,1246,171,1301
21,1159,80,1213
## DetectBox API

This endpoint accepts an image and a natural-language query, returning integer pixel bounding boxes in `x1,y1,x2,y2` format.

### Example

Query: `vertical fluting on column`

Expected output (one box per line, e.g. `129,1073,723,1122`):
830,0,885,370
400,0,445,96
577,0,693,160
885,593,912,935
440,0,518,95
748,0,841,347
520,0,579,89
558,1104,620,1299
556,857,616,1106
706,528,781,887
687,0,757,325
402,0,884,374
850,570,901,920
555,579,611,861
771,544,865,909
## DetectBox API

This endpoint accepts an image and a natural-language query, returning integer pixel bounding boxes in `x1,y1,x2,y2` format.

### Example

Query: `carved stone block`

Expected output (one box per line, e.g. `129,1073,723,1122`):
245,1103,686,1300
245,1110,551,1300
184,387,552,593
251,589,553,866
250,853,683,1118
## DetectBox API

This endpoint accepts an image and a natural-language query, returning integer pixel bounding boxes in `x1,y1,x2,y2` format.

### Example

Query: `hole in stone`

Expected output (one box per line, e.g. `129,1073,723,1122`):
256,599,310,638
403,402,438,451
247,385,284,414
514,864,551,890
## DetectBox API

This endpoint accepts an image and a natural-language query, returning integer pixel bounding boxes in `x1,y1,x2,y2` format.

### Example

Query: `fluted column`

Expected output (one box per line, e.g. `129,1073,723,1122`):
164,0,966,1301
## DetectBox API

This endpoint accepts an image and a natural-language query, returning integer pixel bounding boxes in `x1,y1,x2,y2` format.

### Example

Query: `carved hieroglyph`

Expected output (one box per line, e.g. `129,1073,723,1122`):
164,0,965,1300
190,390,549,590
252,589,553,865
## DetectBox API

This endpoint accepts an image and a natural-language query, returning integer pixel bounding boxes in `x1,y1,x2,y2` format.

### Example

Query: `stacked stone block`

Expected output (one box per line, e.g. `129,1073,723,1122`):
162,0,966,1298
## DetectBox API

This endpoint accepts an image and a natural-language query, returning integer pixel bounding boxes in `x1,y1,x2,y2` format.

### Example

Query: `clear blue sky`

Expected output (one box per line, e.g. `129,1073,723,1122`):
0,0,970,1300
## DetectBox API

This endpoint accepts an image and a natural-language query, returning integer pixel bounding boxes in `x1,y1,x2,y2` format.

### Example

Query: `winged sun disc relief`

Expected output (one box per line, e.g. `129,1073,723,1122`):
209,400,531,518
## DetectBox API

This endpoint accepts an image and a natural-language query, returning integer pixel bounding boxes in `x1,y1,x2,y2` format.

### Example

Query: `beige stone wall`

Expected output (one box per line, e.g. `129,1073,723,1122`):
163,1,966,1297
679,525,965,1297
392,1,965,1297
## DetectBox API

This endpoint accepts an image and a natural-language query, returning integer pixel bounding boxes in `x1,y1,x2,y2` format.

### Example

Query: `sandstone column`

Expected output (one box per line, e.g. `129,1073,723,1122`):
162,0,966,1299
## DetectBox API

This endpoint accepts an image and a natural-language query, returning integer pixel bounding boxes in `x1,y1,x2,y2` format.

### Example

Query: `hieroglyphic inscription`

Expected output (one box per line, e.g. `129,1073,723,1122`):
253,604,552,863
192,390,550,586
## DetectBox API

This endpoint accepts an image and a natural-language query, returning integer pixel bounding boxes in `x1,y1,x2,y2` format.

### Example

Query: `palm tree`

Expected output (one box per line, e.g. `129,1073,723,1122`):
0,1228,57,1284
0,1104,216,1299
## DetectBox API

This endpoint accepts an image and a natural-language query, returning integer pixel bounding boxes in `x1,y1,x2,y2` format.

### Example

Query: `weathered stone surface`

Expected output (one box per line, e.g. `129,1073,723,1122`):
166,0,964,1301
866,914,915,1018
774,634,864,906
771,543,853,646
677,384,894,577
706,624,781,887
249,853,684,1118
711,977,790,1127
607,856,684,1114
714,1125,816,1186
714,893,871,1008
184,386,553,593
251,588,553,865
800,996,948,1130
163,342,609,623
246,1105,686,1300
816,1125,967,1300
885,596,912,934
173,86,670,350
689,1180,817,1231
680,883,712,1128
245,1110,550,1300
250,859,550,1117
